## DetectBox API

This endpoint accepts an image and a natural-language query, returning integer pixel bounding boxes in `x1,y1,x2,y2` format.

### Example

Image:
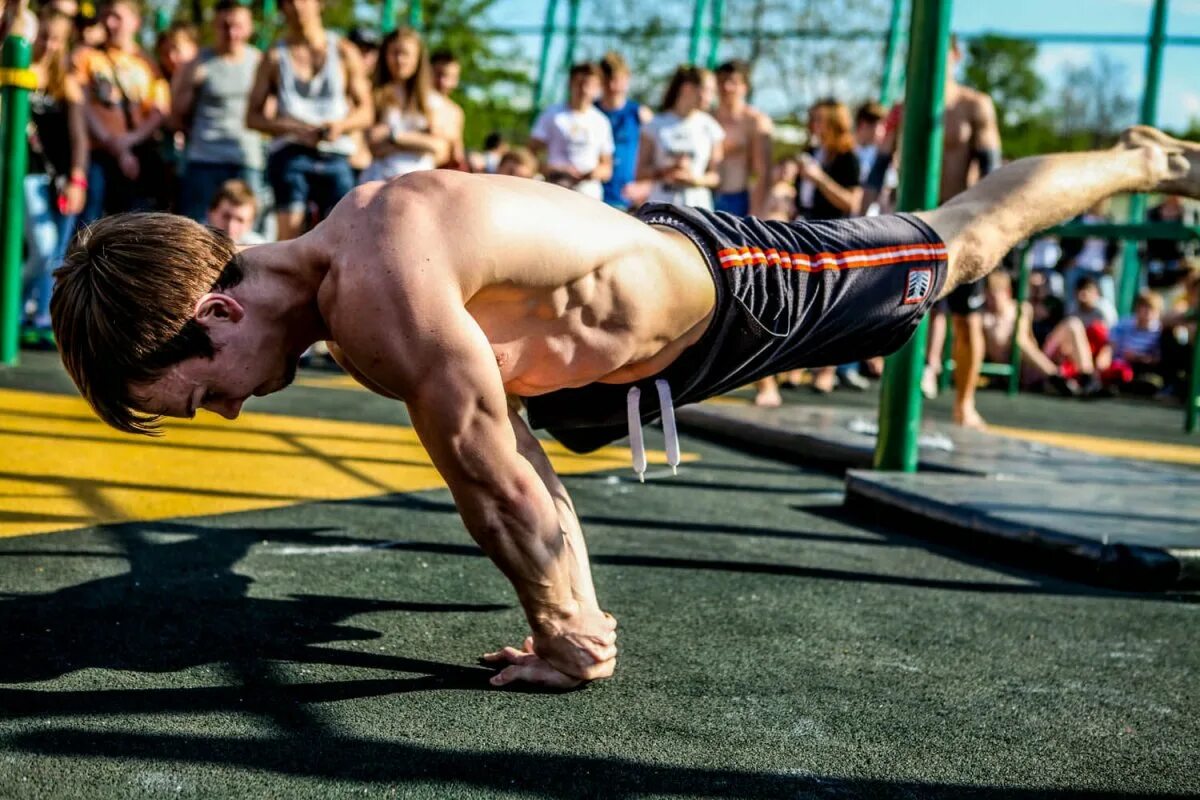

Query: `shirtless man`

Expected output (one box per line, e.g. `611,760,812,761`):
713,60,773,218
867,36,1001,428
52,126,1200,688
430,49,467,170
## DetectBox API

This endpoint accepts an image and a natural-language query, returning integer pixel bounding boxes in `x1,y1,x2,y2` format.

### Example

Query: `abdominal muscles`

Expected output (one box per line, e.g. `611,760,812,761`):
468,268,672,397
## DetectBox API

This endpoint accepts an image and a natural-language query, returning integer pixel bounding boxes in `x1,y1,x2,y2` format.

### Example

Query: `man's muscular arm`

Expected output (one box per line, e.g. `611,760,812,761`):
332,268,616,685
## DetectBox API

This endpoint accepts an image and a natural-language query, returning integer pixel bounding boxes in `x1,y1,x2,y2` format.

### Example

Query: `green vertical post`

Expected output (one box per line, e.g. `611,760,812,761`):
879,0,905,105
563,0,581,71
706,0,724,69
407,0,423,30
873,0,952,472
155,5,170,32
0,36,33,367
1119,0,1169,315
258,0,276,49
381,0,398,34
532,0,559,114
688,0,708,65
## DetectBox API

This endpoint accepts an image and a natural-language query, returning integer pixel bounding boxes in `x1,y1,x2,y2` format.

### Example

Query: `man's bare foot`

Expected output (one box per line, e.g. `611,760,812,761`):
755,384,782,408
1119,125,1200,198
812,368,836,394
953,404,987,430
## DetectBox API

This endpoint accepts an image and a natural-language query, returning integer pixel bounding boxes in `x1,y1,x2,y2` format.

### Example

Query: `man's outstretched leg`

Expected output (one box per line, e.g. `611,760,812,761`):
918,126,1200,298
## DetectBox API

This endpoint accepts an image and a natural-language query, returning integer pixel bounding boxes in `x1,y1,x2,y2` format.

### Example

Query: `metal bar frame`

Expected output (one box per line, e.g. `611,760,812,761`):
874,0,953,472
0,35,32,367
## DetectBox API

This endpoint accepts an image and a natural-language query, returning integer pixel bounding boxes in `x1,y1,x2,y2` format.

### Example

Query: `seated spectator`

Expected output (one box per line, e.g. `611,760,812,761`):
361,27,449,183
171,0,264,223
21,8,88,348
1107,291,1165,393
430,49,467,169
496,146,538,179
637,65,723,210
470,131,507,173
1059,199,1118,308
530,62,613,201
246,0,373,240
206,178,265,245
983,272,1102,396
73,0,169,221
1146,195,1191,289
1071,275,1117,328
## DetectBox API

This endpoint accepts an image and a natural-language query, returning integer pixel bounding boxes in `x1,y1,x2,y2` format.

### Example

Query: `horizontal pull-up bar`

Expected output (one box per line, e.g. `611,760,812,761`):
1045,222,1200,241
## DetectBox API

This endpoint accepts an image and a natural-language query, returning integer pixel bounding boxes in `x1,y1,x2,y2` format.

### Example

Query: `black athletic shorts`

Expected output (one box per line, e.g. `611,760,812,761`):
945,276,985,315
523,203,949,453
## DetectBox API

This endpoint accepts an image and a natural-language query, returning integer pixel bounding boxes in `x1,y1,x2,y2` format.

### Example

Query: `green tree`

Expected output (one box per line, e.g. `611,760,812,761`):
962,34,1044,131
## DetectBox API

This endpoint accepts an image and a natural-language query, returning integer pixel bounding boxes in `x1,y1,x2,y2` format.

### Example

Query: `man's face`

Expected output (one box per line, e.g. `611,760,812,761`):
1135,302,1158,328
718,71,746,102
569,72,599,105
282,0,321,30
132,297,298,422
604,69,629,96
1076,284,1099,310
855,118,882,147
215,6,252,49
433,61,459,94
102,1,139,44
207,200,256,245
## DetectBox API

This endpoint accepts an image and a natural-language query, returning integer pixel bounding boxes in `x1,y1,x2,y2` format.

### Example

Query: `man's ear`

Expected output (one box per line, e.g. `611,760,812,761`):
192,293,246,325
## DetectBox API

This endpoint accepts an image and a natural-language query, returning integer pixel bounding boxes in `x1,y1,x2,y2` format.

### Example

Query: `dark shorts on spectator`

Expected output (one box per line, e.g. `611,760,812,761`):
267,144,355,217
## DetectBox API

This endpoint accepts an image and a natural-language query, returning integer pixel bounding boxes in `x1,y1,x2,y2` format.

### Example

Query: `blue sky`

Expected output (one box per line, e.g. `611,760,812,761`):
482,0,1200,130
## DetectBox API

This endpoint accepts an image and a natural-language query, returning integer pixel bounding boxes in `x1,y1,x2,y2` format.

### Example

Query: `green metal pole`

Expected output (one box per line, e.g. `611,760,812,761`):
563,0,581,71
1,36,33,367
155,5,170,33
381,0,398,34
1119,0,1169,315
258,0,276,49
688,0,708,65
873,0,952,472
532,0,560,114
879,0,905,105
407,0,423,30
706,0,725,69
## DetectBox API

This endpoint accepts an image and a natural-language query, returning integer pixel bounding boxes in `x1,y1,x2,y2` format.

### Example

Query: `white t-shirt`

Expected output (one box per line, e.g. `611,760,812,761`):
644,110,725,210
360,93,445,183
531,102,614,201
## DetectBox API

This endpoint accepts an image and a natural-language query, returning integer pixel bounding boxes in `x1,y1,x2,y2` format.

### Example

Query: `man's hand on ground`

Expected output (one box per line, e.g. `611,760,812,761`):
483,637,583,689
483,611,618,688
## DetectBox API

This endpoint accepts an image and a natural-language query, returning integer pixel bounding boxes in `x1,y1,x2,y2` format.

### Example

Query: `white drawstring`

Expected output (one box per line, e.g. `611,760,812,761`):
626,380,680,481
626,387,647,482
655,379,680,475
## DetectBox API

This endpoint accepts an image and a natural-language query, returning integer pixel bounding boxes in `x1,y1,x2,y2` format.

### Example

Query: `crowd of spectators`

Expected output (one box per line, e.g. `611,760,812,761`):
7,0,1198,406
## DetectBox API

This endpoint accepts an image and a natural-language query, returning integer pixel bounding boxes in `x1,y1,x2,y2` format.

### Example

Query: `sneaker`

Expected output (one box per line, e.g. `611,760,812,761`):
920,365,938,400
840,369,870,391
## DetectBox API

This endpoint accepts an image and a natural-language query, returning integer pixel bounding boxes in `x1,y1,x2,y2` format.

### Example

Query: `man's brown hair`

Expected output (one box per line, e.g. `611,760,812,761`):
51,213,243,435
715,59,751,93
568,61,600,82
598,51,628,80
854,101,885,128
208,178,259,214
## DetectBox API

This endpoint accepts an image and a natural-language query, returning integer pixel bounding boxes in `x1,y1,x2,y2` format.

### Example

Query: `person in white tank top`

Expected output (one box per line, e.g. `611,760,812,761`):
246,0,373,240
360,27,450,183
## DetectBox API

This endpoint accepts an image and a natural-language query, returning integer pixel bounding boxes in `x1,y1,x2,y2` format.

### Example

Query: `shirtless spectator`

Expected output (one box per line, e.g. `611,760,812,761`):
73,0,168,221
171,1,263,223
496,146,538,179
596,52,652,210
983,271,1101,396
869,36,1001,428
713,59,772,218
530,62,613,201
430,49,467,169
246,0,372,240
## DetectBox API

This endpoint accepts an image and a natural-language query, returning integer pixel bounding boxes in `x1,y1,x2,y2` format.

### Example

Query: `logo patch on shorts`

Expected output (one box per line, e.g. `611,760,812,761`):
903,267,933,305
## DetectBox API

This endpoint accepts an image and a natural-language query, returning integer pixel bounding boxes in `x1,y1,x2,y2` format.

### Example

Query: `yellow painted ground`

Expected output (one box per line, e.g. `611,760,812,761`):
0,387,692,539
987,424,1200,467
